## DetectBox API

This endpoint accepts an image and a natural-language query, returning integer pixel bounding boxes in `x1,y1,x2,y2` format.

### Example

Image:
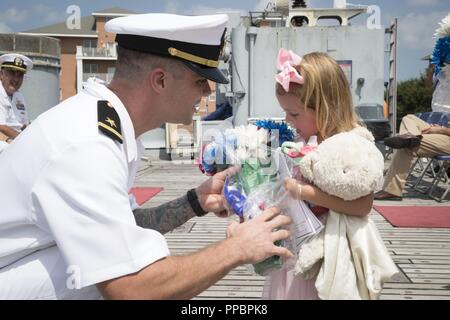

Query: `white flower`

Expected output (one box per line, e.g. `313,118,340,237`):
434,13,450,38
225,124,269,163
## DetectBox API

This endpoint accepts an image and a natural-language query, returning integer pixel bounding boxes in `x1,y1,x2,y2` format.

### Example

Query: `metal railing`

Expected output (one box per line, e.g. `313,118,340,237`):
82,73,114,83
80,44,117,58
0,33,60,58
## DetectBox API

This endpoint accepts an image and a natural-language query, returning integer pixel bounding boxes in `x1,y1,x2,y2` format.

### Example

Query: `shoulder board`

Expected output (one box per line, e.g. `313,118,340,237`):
97,100,123,144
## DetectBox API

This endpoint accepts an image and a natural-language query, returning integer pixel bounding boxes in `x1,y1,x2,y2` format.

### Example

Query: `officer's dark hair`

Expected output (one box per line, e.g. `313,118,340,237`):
114,46,186,81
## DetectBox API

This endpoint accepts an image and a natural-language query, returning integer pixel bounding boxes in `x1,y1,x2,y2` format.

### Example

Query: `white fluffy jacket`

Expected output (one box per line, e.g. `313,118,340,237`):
295,212,399,299
294,127,399,299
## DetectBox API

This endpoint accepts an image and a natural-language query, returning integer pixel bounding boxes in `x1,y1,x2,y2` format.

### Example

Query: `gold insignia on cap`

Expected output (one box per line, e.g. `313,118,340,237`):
168,47,219,68
1,56,27,73
14,57,24,67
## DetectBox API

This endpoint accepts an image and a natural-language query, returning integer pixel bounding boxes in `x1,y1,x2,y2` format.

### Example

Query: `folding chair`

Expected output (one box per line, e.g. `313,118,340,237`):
427,155,450,202
415,111,449,126
405,112,449,194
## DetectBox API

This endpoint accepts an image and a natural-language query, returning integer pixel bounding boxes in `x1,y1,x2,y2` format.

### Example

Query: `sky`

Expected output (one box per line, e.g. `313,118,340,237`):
0,0,448,81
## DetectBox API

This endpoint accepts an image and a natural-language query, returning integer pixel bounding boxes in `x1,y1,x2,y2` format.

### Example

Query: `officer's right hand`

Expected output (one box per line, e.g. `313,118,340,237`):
226,207,293,264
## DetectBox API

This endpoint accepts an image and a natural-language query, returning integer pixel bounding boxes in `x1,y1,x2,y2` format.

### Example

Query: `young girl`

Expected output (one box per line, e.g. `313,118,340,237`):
262,49,375,300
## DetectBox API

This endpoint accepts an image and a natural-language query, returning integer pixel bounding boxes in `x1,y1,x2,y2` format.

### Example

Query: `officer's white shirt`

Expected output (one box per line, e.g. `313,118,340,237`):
0,79,29,131
0,82,170,299
0,141,7,153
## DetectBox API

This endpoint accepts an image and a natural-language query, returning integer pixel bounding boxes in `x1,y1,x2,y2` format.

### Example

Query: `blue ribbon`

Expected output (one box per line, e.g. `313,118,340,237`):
432,36,450,77
224,176,246,218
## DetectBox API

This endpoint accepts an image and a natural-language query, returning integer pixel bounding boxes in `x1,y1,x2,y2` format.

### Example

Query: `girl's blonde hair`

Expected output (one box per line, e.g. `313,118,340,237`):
276,52,360,139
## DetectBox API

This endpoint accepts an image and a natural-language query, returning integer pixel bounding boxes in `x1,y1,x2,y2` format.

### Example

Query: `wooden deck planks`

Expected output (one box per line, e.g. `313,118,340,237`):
135,160,450,300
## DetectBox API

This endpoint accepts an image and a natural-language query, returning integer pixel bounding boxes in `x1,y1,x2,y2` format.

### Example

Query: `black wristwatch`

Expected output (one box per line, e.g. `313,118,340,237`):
187,188,208,217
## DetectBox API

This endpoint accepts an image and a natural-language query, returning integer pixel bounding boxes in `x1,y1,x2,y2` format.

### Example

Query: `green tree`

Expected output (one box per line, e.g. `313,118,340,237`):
396,74,434,127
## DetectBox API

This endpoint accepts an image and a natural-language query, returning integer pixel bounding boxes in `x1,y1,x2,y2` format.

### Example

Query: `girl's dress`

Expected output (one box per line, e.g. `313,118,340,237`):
262,208,328,300
262,265,319,300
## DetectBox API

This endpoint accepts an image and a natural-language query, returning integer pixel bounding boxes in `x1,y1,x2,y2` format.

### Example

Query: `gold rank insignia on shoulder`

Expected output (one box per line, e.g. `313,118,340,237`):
97,100,123,144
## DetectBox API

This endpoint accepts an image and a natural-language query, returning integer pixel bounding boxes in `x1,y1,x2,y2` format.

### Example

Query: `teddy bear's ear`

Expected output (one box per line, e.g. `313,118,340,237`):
299,153,317,182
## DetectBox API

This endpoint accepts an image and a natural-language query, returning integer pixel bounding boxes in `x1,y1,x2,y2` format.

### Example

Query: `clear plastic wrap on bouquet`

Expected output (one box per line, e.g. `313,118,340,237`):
224,175,289,275
243,180,292,276
432,64,450,113
199,122,323,275
223,150,324,276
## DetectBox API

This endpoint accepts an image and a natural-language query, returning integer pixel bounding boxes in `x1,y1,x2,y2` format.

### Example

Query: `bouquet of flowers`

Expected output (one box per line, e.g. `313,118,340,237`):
431,13,450,113
198,120,323,275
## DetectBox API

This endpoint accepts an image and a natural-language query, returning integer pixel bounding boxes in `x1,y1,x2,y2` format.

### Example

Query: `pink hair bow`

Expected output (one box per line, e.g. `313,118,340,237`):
275,48,304,92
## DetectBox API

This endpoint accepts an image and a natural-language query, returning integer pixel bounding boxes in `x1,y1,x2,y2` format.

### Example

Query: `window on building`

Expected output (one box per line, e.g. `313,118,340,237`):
83,39,97,56
83,63,98,74
83,39,98,49
316,16,342,26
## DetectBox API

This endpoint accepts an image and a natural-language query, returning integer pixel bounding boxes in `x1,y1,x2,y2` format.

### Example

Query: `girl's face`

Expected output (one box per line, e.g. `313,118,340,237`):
277,92,318,141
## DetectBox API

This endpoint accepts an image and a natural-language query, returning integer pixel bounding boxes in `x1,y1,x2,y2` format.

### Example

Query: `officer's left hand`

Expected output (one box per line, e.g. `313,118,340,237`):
195,166,240,218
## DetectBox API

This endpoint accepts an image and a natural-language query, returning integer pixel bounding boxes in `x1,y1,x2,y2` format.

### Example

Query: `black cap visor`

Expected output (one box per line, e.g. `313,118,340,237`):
183,61,229,84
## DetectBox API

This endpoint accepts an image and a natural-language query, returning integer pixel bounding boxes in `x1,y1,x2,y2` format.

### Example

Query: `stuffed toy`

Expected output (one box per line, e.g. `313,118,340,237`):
298,126,384,201
292,126,398,299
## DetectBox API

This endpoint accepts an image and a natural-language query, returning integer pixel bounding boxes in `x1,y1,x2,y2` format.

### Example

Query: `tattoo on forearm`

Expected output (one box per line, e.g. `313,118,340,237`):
133,195,196,234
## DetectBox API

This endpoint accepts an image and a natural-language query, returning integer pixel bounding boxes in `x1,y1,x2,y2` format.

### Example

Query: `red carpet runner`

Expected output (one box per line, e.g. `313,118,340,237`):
374,205,450,228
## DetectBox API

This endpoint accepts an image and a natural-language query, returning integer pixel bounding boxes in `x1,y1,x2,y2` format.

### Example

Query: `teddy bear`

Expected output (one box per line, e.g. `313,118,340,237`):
298,126,384,201
291,126,398,299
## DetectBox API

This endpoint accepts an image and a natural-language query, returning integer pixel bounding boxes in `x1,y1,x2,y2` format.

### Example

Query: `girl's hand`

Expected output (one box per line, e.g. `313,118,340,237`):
284,177,310,200
285,178,374,217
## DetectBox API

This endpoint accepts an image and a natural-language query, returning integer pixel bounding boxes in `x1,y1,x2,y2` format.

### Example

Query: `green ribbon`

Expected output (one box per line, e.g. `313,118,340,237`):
239,159,275,195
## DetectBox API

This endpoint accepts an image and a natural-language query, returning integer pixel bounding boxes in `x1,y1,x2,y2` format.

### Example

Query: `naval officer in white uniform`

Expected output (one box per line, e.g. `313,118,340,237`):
0,53,32,146
0,13,293,299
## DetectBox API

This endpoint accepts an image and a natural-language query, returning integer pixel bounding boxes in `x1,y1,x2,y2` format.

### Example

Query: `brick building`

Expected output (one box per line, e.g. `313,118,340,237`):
21,7,217,116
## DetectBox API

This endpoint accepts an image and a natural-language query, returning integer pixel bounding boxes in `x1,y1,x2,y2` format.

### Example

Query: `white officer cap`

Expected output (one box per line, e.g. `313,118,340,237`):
105,13,229,84
0,53,33,73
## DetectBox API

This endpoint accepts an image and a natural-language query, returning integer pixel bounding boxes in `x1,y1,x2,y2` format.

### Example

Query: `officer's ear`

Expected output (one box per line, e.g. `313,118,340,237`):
148,68,167,93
